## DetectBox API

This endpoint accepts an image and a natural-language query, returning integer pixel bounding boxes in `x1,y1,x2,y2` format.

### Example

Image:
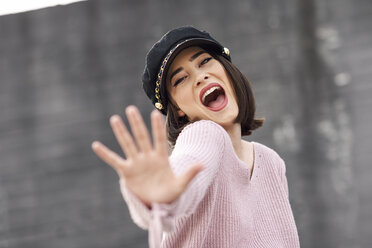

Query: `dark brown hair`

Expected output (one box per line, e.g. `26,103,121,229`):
164,49,264,146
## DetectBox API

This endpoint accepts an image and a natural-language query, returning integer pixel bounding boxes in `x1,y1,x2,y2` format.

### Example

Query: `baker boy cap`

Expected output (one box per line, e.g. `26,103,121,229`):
142,26,231,115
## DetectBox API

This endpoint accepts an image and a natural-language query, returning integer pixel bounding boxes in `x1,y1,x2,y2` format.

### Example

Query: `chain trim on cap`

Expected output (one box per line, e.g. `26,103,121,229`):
154,40,190,110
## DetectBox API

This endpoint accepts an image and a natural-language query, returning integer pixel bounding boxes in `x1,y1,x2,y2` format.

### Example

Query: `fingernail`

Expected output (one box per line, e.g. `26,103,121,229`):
151,110,158,117
126,106,139,118
126,105,135,111
92,141,100,149
110,115,120,124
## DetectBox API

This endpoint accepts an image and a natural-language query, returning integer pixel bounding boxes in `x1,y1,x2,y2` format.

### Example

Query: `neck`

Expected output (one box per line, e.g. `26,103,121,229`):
223,122,244,157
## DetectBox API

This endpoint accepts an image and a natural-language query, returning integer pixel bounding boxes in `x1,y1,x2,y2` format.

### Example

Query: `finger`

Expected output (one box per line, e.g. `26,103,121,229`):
126,106,152,153
151,110,168,156
91,141,126,177
110,115,137,159
177,164,204,191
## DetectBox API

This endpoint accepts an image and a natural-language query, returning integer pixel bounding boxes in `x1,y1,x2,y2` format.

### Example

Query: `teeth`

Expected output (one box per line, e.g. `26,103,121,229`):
202,86,221,104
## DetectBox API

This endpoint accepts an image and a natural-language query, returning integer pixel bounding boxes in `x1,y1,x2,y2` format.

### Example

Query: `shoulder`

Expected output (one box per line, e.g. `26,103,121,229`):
171,120,231,159
176,120,229,144
253,142,281,158
170,120,231,174
253,142,286,172
181,120,227,135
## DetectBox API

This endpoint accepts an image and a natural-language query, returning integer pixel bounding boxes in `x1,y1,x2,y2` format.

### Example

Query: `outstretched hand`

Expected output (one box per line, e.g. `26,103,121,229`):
92,106,203,207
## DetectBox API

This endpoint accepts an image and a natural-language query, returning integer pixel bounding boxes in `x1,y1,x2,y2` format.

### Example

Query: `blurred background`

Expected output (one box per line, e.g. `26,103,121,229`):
0,0,371,247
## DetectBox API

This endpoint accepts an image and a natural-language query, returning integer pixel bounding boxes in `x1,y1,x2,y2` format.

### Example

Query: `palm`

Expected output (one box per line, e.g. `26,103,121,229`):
92,106,202,207
123,151,177,205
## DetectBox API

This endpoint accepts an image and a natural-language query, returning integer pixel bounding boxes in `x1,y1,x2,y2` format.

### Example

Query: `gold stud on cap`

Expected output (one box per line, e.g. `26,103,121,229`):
155,102,163,110
223,47,230,56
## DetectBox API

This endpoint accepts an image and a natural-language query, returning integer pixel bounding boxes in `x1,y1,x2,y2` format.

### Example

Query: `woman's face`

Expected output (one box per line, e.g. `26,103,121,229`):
166,46,239,127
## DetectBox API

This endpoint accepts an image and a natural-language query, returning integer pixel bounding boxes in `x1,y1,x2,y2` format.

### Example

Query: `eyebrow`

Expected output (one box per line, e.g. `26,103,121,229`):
189,51,206,62
169,67,183,85
169,51,207,84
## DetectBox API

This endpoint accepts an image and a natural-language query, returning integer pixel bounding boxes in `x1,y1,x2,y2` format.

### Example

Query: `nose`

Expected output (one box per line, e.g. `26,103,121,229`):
196,75,209,87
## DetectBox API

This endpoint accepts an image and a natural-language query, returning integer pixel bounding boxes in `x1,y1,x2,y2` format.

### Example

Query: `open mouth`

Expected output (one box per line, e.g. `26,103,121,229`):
200,83,228,111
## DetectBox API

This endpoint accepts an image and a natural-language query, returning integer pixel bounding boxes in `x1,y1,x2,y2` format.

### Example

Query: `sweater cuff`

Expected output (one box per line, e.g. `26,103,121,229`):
149,203,177,248
119,178,179,231
119,179,151,230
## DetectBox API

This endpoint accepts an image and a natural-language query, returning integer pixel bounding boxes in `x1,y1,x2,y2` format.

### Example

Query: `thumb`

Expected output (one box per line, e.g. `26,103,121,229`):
177,164,204,191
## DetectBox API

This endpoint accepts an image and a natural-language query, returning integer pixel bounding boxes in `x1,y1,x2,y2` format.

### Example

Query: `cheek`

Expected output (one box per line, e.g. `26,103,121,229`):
175,84,194,101
170,89,189,110
174,93,197,118
176,95,191,110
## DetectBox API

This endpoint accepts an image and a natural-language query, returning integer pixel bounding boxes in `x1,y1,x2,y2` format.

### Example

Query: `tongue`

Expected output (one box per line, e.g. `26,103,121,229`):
208,94,225,108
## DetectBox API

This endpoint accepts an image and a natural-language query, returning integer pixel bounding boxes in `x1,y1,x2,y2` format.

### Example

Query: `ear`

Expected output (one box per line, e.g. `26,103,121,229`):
177,109,186,117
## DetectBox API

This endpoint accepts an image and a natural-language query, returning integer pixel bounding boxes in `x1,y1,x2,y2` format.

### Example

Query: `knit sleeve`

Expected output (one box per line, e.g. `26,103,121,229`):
119,120,227,247
164,120,227,217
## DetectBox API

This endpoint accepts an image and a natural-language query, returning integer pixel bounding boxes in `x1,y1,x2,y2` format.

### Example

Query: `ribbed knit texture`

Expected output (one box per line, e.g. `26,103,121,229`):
120,120,300,248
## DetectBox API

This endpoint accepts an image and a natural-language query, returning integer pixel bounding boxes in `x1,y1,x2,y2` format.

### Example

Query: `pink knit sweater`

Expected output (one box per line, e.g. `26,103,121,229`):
120,120,300,248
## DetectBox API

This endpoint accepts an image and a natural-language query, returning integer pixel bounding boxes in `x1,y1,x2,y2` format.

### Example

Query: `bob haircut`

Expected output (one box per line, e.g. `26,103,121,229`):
162,47,264,147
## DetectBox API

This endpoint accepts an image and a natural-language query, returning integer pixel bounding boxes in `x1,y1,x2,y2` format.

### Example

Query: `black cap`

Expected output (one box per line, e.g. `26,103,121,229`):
142,26,231,115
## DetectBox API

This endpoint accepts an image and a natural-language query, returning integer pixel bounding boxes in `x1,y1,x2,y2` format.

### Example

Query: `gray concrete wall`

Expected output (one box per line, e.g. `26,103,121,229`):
0,0,371,247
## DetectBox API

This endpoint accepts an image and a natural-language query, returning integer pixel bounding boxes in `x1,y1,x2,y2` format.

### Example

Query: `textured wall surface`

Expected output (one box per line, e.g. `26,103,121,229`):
0,0,371,247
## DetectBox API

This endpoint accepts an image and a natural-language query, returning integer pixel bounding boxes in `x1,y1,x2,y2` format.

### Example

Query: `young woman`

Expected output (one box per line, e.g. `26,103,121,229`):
92,26,300,248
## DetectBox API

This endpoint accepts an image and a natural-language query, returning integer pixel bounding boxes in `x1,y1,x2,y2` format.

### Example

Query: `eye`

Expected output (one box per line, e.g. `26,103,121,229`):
200,57,212,66
173,76,187,87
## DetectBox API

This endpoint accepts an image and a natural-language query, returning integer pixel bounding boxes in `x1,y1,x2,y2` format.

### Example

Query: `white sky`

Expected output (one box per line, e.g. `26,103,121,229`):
0,0,87,16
